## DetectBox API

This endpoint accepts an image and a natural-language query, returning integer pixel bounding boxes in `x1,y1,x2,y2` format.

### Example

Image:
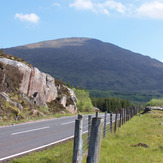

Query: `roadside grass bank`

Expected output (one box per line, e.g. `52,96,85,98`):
146,98,163,107
99,110,163,163
10,111,163,163
0,113,74,127
0,112,95,127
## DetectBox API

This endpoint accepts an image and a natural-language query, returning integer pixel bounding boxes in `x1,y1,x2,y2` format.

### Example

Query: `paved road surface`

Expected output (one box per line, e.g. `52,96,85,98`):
0,113,115,162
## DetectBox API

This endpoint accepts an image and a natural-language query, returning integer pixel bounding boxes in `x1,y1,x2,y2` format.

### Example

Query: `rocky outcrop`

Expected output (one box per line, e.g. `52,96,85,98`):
0,58,57,105
144,106,163,113
66,105,77,114
0,57,77,113
66,87,77,113
58,87,78,114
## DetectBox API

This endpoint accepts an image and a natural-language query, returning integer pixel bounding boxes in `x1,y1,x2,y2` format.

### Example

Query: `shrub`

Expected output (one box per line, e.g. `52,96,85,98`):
73,88,94,112
146,98,163,107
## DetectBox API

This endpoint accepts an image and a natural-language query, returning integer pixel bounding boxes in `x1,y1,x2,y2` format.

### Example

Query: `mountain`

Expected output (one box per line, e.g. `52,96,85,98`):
4,37,163,95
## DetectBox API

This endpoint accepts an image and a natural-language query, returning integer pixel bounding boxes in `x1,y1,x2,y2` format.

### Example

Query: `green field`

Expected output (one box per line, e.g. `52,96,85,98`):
10,110,163,163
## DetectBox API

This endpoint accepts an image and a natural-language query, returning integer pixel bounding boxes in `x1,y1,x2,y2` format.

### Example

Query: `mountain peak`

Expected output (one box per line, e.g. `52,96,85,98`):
15,37,94,49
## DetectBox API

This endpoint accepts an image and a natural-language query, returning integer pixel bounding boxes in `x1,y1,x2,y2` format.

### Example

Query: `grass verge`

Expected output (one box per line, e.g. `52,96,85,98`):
99,110,163,163
9,111,163,163
0,112,96,127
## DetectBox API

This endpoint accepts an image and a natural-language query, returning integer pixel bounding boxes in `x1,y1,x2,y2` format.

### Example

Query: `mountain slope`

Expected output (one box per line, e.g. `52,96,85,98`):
4,37,163,94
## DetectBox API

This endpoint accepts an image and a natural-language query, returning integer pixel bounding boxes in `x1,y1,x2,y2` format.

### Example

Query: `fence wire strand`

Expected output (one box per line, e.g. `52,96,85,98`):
73,107,139,162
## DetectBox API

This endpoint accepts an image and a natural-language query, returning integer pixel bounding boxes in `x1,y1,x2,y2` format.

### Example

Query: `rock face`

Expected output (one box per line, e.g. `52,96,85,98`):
0,57,77,113
0,58,58,105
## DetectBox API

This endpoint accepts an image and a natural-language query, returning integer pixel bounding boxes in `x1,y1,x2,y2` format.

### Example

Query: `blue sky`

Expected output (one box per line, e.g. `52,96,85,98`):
1,0,163,62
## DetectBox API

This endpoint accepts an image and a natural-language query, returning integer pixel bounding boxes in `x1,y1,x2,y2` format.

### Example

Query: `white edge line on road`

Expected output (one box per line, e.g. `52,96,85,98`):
11,126,50,135
61,121,75,125
0,135,74,161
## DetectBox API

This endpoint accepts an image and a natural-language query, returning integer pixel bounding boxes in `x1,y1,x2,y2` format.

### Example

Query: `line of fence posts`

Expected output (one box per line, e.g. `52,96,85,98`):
73,105,141,163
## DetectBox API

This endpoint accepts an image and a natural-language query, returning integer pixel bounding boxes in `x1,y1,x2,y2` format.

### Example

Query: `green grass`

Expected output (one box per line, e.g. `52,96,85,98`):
99,111,163,163
10,111,163,163
146,98,163,107
10,140,74,163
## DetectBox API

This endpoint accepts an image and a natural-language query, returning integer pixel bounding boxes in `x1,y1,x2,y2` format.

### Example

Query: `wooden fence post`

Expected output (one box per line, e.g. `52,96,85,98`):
119,109,122,127
87,117,104,163
110,112,112,133
103,111,107,138
73,115,83,163
129,107,131,120
139,105,141,113
134,106,136,116
122,109,124,125
124,108,126,124
96,111,98,118
125,108,127,122
127,108,129,121
131,108,133,118
114,111,118,133
88,115,92,147
136,106,138,114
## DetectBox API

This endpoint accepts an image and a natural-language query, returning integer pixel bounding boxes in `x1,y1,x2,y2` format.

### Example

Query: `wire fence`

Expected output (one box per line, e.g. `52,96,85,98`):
73,106,142,163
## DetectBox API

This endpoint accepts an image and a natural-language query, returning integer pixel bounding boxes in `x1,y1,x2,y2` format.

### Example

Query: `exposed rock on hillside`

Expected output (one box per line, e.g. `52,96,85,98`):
0,57,58,106
0,56,78,121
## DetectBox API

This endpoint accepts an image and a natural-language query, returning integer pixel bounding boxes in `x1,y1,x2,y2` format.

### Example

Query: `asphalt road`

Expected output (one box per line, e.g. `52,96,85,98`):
0,113,115,162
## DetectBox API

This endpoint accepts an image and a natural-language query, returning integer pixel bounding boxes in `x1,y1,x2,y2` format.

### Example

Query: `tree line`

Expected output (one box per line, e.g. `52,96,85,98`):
91,97,131,113
65,81,131,113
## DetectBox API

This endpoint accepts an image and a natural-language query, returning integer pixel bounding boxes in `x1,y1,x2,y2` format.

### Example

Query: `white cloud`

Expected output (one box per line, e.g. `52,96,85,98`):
70,0,94,11
136,1,163,19
15,13,40,23
69,0,163,19
101,0,127,14
70,0,127,15
52,3,61,7
103,8,110,15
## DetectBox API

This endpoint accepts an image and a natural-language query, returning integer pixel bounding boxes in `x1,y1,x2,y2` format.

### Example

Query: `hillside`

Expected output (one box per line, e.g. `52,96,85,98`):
0,52,78,123
4,37,163,95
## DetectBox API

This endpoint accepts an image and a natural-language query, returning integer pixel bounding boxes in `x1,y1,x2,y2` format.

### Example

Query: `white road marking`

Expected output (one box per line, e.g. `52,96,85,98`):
11,126,50,135
0,135,74,162
61,121,75,125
